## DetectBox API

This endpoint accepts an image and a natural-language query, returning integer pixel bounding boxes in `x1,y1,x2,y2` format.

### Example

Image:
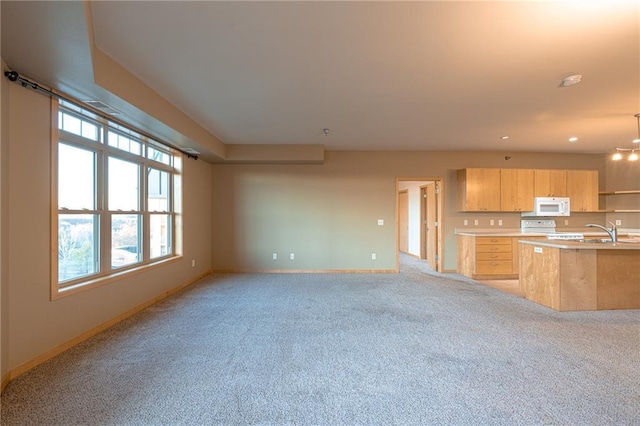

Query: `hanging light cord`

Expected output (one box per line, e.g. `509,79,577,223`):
3,70,198,160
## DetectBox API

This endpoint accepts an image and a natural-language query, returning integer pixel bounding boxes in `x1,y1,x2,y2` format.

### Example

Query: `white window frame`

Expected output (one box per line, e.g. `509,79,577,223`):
51,99,182,299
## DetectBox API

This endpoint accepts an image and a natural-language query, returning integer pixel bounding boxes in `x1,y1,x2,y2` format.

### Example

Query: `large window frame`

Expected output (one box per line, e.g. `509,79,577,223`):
51,99,182,299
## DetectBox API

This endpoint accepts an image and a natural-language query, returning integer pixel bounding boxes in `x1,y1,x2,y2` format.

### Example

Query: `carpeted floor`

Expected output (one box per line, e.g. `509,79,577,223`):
1,254,639,425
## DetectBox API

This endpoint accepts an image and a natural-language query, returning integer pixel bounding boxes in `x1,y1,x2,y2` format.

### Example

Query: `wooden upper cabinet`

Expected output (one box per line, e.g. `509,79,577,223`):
500,169,534,211
457,168,501,211
566,170,599,212
534,169,567,197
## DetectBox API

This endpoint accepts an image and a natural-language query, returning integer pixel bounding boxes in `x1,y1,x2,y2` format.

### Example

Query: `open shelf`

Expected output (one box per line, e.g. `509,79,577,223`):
599,190,640,195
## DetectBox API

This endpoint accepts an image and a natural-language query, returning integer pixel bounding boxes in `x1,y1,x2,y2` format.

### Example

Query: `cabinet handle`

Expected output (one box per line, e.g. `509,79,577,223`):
491,262,499,266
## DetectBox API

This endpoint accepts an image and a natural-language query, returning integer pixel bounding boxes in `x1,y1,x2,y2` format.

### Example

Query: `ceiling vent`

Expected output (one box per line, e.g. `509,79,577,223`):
84,100,123,116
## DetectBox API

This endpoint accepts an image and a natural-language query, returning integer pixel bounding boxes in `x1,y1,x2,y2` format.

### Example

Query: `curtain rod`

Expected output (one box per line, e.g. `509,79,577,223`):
3,70,198,160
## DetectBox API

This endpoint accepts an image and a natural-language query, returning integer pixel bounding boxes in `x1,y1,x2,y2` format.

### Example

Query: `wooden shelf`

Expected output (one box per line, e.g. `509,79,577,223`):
599,190,640,195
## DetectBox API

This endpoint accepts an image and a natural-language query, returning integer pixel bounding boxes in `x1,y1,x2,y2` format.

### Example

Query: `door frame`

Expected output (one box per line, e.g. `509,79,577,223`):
395,177,444,272
397,189,409,254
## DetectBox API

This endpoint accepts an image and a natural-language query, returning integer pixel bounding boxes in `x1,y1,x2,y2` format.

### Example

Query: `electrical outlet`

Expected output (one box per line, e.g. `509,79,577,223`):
272,253,277,260
474,219,479,226
371,253,377,260
615,220,622,226
191,259,196,267
498,220,503,226
464,219,468,226
377,219,384,226
490,219,495,226
290,253,295,260
564,219,569,226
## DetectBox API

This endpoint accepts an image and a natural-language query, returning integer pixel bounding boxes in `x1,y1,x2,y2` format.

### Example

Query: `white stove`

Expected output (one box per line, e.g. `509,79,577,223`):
546,233,584,240
520,219,557,234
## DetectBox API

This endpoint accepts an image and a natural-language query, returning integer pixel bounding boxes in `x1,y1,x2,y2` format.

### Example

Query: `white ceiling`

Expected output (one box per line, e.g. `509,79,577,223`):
2,1,639,157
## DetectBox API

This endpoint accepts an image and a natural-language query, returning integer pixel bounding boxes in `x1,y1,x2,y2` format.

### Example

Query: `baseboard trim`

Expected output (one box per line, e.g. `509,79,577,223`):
1,373,10,394
211,268,398,274
0,270,212,394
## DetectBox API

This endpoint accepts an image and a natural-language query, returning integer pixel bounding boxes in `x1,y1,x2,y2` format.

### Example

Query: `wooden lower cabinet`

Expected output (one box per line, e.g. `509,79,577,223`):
458,236,516,279
520,243,640,311
458,235,548,280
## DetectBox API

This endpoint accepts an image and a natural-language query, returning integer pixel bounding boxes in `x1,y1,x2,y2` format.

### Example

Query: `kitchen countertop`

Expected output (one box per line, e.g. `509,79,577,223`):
455,228,640,238
518,239,640,250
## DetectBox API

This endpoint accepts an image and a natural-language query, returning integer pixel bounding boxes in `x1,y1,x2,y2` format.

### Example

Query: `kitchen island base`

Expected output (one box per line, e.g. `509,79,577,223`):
519,242,639,311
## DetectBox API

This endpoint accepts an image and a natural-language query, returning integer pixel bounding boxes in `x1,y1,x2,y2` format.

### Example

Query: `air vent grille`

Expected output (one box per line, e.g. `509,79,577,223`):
84,100,123,116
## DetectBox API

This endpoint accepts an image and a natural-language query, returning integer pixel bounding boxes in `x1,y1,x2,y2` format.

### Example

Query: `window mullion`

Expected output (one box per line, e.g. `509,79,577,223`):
142,160,149,263
98,145,110,275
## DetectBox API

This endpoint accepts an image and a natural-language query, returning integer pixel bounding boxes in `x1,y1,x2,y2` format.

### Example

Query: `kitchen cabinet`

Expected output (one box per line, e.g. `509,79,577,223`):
458,234,549,280
457,235,516,279
457,168,501,212
458,168,599,213
534,169,567,197
500,169,534,211
519,240,640,311
566,170,598,212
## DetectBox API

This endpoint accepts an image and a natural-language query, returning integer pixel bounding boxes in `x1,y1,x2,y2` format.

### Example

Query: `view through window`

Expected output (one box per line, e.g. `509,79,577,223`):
56,101,179,288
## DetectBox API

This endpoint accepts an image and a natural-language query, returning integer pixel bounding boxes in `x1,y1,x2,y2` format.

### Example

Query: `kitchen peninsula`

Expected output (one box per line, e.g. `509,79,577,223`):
519,240,640,311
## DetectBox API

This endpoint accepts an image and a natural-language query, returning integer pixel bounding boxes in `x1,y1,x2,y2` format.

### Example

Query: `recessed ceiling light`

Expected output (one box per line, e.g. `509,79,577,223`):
500,136,509,140
568,137,578,142
560,74,582,87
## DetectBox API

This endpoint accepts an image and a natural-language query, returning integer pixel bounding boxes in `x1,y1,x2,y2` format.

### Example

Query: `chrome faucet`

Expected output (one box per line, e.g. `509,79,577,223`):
586,221,617,242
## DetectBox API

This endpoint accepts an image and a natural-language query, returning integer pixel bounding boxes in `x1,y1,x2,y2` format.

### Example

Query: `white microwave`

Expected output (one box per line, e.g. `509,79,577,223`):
521,197,570,217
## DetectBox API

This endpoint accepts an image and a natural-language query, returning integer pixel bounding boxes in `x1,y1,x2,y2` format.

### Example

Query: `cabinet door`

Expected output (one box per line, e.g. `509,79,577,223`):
500,169,534,211
534,170,567,197
457,168,501,211
566,170,598,212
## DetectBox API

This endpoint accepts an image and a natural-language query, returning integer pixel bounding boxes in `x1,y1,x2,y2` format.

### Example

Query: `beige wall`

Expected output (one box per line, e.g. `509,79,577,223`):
212,150,625,273
1,81,213,378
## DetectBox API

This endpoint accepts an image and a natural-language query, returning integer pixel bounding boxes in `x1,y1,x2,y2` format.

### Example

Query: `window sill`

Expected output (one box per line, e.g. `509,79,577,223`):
52,255,184,300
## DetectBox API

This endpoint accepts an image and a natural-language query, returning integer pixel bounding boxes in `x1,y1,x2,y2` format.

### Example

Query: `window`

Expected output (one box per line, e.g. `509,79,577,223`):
54,101,181,294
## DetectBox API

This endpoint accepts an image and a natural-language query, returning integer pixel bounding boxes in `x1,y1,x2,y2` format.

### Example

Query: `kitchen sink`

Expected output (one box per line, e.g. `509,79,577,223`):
578,239,637,244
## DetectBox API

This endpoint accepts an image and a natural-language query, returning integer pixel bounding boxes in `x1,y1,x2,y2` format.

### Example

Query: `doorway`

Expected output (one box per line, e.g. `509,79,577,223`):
397,178,443,272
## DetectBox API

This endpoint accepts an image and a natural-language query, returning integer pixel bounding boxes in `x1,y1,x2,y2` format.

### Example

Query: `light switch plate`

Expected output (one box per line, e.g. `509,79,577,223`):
377,219,384,226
